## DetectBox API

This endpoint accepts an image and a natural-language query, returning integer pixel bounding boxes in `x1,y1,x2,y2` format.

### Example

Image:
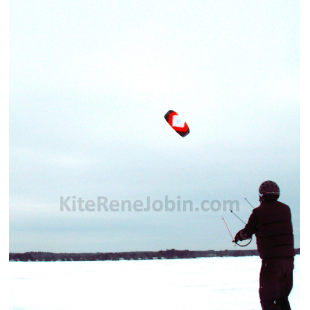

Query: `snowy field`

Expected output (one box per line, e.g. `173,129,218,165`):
10,255,300,310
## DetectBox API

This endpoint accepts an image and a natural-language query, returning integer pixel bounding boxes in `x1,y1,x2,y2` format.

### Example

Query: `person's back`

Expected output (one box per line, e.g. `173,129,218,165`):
249,200,295,259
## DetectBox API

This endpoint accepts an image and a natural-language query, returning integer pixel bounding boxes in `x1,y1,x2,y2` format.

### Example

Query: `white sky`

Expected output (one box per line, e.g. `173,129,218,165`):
9,0,300,252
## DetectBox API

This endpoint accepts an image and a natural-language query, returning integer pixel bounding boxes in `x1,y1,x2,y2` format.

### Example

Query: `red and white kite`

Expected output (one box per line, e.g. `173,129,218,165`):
164,110,190,137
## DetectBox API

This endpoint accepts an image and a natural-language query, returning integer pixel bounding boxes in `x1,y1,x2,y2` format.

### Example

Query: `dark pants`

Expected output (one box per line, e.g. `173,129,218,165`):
259,257,294,310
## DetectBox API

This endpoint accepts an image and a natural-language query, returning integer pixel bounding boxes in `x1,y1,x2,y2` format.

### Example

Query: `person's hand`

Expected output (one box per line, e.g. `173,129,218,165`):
233,231,242,243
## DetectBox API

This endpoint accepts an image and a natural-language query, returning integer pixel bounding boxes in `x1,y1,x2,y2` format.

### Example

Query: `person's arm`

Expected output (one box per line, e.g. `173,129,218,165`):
234,210,258,242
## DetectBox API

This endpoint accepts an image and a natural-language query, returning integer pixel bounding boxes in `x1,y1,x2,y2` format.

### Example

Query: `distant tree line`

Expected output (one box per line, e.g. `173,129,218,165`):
9,248,300,262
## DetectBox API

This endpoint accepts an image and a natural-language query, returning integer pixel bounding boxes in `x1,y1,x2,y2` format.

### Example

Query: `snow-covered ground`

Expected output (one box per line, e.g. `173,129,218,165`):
10,255,300,310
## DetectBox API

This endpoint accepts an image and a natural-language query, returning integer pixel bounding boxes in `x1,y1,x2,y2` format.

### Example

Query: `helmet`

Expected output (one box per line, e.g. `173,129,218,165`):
259,180,280,201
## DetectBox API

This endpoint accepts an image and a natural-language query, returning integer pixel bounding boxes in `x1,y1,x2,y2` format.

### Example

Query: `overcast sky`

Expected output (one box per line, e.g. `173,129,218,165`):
10,0,299,253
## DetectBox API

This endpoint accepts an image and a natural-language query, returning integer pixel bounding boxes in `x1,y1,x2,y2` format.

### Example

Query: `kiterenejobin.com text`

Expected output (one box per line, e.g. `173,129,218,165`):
60,196,240,212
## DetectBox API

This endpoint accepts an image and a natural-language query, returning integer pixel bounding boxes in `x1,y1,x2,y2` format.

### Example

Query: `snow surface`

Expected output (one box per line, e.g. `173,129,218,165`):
10,255,300,310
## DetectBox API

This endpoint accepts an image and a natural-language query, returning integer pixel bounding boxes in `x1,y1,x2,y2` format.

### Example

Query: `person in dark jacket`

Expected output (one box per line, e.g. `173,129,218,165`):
234,180,294,310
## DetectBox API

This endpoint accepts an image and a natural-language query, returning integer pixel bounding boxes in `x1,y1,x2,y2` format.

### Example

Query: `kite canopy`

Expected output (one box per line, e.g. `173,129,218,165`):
164,110,190,137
